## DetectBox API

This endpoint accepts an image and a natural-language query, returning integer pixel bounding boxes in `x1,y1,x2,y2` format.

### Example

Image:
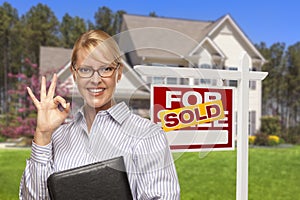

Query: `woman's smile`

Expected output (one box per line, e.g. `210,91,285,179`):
87,87,105,96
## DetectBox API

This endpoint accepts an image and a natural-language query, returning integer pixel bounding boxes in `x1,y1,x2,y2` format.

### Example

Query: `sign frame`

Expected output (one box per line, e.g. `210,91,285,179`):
150,84,236,152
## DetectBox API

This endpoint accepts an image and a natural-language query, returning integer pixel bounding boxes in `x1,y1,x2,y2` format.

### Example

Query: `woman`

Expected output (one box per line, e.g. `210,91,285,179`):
19,30,180,199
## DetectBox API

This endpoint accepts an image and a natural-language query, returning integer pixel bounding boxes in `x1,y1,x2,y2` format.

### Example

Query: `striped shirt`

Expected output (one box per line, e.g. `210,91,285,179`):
19,102,180,199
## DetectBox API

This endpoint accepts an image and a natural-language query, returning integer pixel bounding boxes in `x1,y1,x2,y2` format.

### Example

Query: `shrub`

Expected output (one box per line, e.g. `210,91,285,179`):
249,135,256,145
260,116,281,136
267,135,280,146
253,133,269,146
0,58,71,138
0,135,6,142
251,133,282,146
284,126,300,144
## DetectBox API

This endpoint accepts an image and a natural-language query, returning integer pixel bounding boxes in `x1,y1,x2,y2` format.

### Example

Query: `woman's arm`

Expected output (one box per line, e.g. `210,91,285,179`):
19,142,55,199
19,74,70,199
134,126,180,200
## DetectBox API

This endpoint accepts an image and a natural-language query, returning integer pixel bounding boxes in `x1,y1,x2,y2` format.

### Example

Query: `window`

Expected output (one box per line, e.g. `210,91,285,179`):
249,81,256,90
194,63,212,85
153,77,164,84
228,67,238,87
229,80,238,87
167,77,178,85
249,111,256,135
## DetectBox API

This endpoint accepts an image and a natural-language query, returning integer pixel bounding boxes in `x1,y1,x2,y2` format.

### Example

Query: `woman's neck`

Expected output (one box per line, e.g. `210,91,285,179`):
83,100,116,132
83,106,97,132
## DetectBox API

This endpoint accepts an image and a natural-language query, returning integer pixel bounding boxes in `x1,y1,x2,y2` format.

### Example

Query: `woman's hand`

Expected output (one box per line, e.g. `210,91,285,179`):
27,74,70,146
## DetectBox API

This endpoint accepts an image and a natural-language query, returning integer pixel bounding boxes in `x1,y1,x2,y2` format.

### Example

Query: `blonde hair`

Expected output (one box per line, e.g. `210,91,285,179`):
71,30,121,68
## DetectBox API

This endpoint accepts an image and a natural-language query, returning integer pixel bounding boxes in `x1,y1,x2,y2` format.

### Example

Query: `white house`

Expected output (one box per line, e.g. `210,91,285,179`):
118,14,266,135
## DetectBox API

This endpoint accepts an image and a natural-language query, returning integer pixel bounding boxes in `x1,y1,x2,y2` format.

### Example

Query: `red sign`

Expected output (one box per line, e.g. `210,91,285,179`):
151,85,234,151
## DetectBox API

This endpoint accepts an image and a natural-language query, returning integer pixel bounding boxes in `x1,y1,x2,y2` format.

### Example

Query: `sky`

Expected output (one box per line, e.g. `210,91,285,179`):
1,0,299,47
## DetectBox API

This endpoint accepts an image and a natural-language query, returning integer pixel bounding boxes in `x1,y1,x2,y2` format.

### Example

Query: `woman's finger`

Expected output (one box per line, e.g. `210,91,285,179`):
61,102,71,115
40,76,47,100
27,87,40,108
53,95,67,108
48,74,57,98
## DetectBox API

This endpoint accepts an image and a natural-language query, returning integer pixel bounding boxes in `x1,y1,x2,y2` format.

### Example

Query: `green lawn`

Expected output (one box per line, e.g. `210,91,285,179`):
174,146,300,200
0,146,299,200
0,148,31,200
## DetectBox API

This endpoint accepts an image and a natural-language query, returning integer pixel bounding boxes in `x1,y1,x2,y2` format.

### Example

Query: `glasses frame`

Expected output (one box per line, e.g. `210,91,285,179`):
73,63,120,78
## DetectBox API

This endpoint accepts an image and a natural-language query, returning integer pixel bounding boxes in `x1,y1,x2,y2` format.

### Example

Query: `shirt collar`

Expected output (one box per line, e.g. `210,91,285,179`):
107,101,131,124
75,101,130,124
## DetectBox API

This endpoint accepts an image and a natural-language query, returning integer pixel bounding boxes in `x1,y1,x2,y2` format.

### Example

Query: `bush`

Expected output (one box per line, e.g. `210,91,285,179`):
251,133,283,146
249,135,256,145
261,116,281,136
283,126,300,144
253,133,269,146
0,135,6,142
267,135,280,146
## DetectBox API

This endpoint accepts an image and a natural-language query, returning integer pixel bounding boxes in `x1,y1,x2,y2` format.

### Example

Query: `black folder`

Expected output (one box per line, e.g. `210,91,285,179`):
47,156,133,200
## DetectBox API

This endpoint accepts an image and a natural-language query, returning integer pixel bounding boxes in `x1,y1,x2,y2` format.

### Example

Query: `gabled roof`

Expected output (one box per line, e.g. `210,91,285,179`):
122,14,213,42
120,14,265,64
39,46,72,76
120,14,213,60
204,14,265,62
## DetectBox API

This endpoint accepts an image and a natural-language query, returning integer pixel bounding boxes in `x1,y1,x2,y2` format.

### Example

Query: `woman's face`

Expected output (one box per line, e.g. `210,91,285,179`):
73,49,122,111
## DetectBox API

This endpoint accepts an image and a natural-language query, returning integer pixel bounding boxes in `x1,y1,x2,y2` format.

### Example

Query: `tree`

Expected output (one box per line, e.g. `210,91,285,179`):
256,42,286,117
112,10,126,34
0,2,22,116
94,6,126,35
149,12,158,17
285,42,300,127
0,58,71,138
0,58,39,138
60,13,87,48
94,6,113,35
20,3,60,64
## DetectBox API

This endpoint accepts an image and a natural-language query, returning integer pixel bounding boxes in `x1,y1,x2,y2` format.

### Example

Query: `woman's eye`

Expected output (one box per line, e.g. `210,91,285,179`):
79,67,92,73
101,67,114,72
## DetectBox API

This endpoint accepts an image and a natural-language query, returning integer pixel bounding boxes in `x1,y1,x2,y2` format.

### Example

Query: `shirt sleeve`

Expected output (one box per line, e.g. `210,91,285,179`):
133,125,180,200
19,141,54,200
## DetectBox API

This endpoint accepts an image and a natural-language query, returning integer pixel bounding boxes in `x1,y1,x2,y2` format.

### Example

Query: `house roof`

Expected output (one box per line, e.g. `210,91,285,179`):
122,14,213,42
39,46,72,76
119,14,214,61
120,14,265,65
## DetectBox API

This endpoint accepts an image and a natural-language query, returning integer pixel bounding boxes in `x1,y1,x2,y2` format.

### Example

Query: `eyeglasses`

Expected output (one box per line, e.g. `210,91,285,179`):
74,63,120,78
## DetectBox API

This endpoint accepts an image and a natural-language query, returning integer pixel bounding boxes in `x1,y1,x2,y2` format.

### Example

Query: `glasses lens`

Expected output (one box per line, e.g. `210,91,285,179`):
76,64,118,78
78,67,93,78
99,66,115,77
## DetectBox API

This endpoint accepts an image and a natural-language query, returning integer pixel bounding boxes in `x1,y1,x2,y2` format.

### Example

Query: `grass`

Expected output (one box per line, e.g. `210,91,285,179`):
0,146,299,200
174,146,300,200
0,148,31,200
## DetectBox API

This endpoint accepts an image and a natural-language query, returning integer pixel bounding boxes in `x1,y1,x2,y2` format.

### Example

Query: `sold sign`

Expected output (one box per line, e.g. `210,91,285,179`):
151,85,234,151
159,100,225,131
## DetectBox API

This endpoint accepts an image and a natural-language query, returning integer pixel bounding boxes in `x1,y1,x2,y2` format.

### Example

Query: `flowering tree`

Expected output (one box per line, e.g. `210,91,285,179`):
0,58,70,138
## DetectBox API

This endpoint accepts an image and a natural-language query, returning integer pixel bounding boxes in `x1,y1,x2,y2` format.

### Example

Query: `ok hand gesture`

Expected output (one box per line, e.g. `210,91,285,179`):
27,74,70,146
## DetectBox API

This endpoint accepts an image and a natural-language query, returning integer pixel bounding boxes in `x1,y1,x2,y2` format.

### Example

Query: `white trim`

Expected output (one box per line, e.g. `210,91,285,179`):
134,65,268,80
208,15,265,63
189,37,226,60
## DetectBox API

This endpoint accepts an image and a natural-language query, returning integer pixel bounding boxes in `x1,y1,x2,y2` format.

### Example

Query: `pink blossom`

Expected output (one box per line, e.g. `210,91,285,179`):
18,108,27,113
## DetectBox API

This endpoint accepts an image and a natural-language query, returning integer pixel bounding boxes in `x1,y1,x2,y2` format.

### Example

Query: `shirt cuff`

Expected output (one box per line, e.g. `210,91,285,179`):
30,141,53,165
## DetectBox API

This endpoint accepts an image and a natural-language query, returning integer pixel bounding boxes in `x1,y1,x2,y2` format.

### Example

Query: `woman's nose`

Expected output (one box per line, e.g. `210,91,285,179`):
90,72,102,84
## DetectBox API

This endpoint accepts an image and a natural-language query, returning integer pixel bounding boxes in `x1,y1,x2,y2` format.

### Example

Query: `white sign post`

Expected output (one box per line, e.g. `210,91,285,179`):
134,63,267,200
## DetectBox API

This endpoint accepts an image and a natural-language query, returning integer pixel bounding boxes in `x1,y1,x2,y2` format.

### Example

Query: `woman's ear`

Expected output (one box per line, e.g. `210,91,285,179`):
117,63,123,82
70,65,77,81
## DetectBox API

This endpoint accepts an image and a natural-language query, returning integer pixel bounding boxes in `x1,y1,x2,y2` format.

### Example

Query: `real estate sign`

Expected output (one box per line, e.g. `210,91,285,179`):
151,85,235,151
